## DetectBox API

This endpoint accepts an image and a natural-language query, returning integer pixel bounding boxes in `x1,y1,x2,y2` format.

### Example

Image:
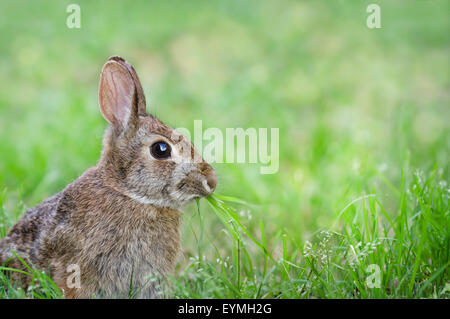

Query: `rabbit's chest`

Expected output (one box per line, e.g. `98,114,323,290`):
90,210,181,297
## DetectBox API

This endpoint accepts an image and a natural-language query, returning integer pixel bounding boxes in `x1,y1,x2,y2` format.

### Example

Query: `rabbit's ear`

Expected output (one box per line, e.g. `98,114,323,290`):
98,57,146,131
108,56,147,115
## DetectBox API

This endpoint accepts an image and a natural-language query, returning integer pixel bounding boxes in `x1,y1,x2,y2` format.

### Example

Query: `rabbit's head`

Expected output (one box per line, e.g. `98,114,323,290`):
97,56,217,209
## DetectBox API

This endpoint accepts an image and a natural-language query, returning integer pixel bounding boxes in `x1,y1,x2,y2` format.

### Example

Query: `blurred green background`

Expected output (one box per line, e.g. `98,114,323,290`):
0,0,448,284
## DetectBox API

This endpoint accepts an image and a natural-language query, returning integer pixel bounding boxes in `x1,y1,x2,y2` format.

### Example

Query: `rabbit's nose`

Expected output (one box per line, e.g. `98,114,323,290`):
198,162,217,193
206,172,217,192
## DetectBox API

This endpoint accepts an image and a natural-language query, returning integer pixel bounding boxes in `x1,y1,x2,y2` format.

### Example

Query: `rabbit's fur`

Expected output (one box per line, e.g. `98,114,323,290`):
0,56,217,298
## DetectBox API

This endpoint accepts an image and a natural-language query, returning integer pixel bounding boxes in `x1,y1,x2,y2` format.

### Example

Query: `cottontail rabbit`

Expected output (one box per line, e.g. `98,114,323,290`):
0,56,217,298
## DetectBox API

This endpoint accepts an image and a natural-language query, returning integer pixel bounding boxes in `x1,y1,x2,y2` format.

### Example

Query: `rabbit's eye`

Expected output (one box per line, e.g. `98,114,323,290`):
150,141,171,159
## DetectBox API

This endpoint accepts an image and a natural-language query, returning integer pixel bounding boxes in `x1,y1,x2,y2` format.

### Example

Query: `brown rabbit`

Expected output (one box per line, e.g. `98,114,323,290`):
0,56,217,298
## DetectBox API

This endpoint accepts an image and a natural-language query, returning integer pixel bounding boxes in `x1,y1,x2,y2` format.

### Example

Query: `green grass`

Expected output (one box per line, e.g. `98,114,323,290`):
0,251,63,299
0,0,449,298
167,170,449,299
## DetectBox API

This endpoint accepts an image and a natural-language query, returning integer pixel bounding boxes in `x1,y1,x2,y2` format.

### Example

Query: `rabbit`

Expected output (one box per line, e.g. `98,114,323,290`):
0,56,217,298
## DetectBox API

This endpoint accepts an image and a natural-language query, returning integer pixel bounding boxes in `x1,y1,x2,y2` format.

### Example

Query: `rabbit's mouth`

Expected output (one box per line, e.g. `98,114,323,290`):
166,192,199,209
121,178,212,210
124,188,196,210
170,184,202,203
164,178,215,209
123,169,217,209
174,175,216,199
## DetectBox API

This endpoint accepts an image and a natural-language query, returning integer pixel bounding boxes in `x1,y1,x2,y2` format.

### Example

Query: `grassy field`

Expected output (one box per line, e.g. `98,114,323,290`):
0,0,449,298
